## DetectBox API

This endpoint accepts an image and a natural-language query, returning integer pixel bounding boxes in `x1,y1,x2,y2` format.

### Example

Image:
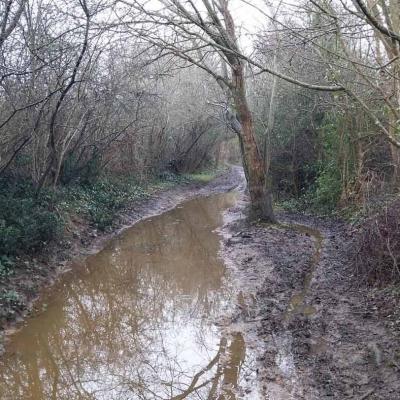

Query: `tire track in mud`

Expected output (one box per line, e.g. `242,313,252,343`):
256,221,325,400
221,207,321,399
269,222,325,400
283,223,324,321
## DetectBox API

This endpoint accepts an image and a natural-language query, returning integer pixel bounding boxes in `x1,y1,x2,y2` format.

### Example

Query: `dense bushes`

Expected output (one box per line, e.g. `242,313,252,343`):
353,199,400,285
0,179,63,256
0,171,199,260
0,175,149,257
312,161,342,213
274,111,359,214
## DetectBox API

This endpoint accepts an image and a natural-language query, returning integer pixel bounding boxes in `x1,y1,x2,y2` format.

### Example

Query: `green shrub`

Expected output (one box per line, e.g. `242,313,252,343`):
0,290,24,318
0,179,63,256
158,171,182,182
279,194,313,213
0,290,21,305
0,256,15,278
307,114,351,214
312,161,342,213
61,152,102,185
61,176,148,231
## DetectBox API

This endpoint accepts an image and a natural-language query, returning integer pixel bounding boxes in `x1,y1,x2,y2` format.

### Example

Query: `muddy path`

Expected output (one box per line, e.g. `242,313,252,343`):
221,190,400,399
1,166,399,399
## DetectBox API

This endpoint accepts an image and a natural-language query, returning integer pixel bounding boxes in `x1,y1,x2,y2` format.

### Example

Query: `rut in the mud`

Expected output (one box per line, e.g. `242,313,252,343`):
283,223,323,321
221,198,400,400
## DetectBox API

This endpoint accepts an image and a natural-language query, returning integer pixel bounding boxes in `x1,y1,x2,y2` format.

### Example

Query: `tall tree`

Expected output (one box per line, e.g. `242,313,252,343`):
119,0,342,221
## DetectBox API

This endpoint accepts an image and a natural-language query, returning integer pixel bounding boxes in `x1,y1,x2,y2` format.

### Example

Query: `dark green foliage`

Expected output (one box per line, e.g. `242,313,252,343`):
0,256,15,278
60,176,148,231
256,87,322,200
158,171,186,183
60,152,103,185
310,115,353,213
0,289,24,320
312,161,342,212
0,174,148,257
0,179,63,256
277,113,352,214
279,153,342,215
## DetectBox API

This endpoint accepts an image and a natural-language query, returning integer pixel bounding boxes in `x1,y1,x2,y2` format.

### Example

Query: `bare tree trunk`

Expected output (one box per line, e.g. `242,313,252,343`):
232,65,276,222
214,0,276,222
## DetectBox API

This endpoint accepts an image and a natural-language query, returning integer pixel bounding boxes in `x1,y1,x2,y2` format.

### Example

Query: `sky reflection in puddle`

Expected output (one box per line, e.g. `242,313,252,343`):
0,192,259,400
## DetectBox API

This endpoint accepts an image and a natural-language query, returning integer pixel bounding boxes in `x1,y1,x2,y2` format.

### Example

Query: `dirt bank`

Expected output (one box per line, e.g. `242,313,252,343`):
221,190,400,399
0,167,243,347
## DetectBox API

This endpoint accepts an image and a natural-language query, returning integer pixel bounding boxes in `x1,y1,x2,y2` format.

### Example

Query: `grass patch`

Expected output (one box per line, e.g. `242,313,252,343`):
184,166,226,183
184,172,215,183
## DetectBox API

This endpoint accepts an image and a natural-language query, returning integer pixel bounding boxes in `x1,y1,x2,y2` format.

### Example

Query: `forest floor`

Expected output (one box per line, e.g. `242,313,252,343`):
0,168,241,347
221,180,400,399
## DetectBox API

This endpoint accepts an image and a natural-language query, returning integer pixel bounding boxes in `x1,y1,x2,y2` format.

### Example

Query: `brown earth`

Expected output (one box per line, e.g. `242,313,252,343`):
221,183,400,400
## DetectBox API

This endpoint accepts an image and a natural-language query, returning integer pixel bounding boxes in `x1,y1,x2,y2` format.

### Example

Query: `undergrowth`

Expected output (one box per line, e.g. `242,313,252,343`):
0,169,215,267
279,186,400,288
277,169,342,216
0,178,63,257
352,198,400,285
0,168,218,324
59,176,149,231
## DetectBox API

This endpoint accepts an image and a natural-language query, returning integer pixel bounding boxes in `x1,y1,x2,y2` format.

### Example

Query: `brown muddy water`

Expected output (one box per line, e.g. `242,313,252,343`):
0,193,260,400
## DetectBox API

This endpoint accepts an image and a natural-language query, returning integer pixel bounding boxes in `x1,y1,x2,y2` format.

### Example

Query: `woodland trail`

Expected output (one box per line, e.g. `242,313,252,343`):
0,167,399,399
221,188,400,399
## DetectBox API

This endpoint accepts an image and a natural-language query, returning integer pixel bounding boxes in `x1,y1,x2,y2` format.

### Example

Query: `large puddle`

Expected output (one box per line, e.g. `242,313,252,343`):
0,192,258,400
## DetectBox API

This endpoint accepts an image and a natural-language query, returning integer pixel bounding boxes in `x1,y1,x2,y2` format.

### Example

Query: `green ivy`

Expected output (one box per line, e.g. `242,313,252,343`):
0,179,63,256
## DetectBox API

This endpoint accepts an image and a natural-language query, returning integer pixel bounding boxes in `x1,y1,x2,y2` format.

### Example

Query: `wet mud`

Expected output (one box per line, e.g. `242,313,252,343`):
2,166,400,399
221,191,400,399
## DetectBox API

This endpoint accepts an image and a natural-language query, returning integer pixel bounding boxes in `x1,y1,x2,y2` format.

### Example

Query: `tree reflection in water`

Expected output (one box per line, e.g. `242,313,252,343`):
0,193,253,400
